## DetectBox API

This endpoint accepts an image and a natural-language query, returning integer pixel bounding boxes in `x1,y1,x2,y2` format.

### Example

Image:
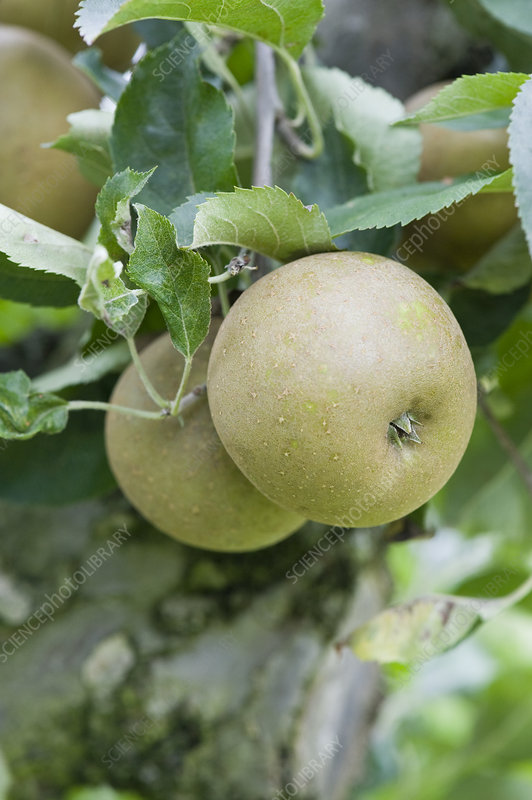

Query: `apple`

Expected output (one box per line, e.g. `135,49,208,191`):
105,320,306,552
401,81,518,271
207,251,477,527
0,25,101,239
0,0,140,71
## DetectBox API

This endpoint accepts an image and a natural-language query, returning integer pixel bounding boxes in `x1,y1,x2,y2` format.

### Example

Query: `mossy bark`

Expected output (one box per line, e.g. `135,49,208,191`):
0,496,388,800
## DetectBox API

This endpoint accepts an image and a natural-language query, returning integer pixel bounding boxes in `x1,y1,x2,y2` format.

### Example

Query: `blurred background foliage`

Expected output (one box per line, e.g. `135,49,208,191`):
0,299,80,347
356,530,532,800
356,297,532,799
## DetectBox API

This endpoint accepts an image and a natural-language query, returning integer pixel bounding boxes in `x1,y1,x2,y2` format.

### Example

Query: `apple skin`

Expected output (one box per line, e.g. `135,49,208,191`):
0,0,139,71
207,252,477,527
105,320,305,552
401,82,518,272
408,82,512,182
0,25,101,239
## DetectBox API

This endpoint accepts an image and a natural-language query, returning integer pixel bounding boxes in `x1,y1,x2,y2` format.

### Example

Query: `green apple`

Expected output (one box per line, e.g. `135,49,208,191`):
207,251,477,527
0,0,140,71
105,321,305,552
0,25,101,239
401,81,518,271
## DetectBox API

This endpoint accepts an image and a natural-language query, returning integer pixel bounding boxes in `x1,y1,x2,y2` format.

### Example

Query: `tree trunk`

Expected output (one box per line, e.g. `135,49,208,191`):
316,0,491,99
0,495,388,799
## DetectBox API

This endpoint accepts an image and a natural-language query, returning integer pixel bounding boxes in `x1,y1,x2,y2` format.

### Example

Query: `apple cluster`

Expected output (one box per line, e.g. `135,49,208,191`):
106,251,477,552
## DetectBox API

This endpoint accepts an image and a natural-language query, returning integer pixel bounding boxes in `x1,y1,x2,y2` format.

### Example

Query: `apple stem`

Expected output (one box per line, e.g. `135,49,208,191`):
170,357,193,418
68,400,167,420
276,49,324,160
68,384,207,423
126,337,170,410
208,265,232,318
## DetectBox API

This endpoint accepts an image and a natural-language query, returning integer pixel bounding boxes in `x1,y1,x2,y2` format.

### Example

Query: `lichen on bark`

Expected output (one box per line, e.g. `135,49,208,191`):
0,496,388,799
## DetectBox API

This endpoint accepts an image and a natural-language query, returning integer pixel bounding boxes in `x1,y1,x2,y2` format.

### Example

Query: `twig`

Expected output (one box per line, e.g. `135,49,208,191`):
170,357,193,416
68,384,207,422
126,336,169,409
209,258,231,317
478,389,532,500
208,251,254,293
179,383,207,413
254,42,277,278
276,49,324,160
253,42,276,189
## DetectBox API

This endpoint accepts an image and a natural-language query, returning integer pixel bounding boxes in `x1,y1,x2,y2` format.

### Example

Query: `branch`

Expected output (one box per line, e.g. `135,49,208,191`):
68,385,207,422
179,383,207,413
478,389,532,500
253,42,277,278
253,42,276,189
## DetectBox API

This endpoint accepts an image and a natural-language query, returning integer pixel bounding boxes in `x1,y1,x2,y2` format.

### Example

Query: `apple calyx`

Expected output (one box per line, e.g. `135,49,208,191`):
388,412,422,448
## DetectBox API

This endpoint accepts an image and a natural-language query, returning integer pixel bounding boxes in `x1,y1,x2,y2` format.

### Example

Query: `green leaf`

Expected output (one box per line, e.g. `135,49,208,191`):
303,66,422,191
0,255,80,307
509,75,532,259
73,48,128,101
479,171,515,193
192,186,334,261
168,192,216,248
183,20,245,100
78,245,147,337
49,109,114,188
273,120,398,255
440,108,511,132
350,595,482,665
349,576,532,666
399,72,529,125
111,31,237,215
128,205,211,358
479,0,532,36
275,122,368,212
0,204,91,287
134,18,184,48
77,0,324,59
33,342,131,394
326,170,513,236
0,371,68,440
96,167,156,260
462,226,532,294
